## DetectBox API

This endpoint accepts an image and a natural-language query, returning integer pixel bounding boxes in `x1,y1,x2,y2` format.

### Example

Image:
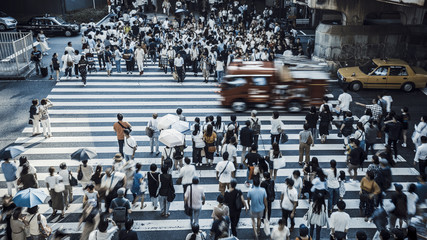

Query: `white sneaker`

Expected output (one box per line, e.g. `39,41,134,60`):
84,83,86,87
402,143,407,147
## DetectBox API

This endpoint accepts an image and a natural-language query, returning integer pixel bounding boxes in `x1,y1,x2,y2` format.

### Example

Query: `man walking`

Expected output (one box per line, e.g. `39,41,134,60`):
147,113,160,155
250,110,261,147
184,177,205,225
114,46,122,73
280,178,298,232
215,152,235,195
123,129,137,161
414,136,427,180
135,45,145,75
31,46,42,75
240,120,254,162
247,176,268,240
113,113,132,157
179,157,196,199
1,158,17,195
260,172,275,222
174,53,185,83
101,168,126,211
109,188,132,229
337,89,352,118
330,200,351,240
384,113,402,159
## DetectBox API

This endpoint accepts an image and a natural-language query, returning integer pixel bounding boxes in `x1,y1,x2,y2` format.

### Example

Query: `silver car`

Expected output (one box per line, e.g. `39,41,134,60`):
0,11,17,31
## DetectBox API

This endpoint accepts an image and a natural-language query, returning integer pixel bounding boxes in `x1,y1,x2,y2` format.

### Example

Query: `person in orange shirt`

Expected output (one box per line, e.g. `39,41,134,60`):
359,170,381,221
113,113,132,157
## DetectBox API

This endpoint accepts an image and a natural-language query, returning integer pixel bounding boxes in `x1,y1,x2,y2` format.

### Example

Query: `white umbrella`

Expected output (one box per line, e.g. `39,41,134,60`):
159,129,184,147
171,120,190,133
158,114,179,130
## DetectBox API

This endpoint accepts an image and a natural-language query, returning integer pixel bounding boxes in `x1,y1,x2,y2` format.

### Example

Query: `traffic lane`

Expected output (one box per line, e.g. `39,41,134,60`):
329,81,427,165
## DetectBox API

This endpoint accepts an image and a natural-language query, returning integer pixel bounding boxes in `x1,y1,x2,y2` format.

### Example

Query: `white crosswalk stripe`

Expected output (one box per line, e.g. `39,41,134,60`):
2,60,419,239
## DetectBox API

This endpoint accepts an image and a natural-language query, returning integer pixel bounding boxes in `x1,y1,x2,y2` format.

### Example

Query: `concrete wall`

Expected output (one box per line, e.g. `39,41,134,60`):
314,23,427,68
65,0,106,12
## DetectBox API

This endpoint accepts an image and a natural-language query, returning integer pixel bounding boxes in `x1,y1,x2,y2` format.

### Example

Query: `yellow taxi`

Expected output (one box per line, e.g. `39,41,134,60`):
337,58,427,92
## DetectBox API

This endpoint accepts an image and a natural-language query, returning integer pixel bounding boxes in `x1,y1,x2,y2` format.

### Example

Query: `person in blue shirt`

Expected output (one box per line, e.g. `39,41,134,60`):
1,158,17,195
247,176,268,240
123,45,134,74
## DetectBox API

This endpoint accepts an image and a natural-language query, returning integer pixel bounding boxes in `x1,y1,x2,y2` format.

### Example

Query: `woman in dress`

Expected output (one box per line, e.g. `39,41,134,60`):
38,98,53,138
45,166,66,218
147,163,160,210
78,55,88,86
83,184,99,209
306,193,329,240
203,124,217,167
10,207,28,240
131,163,147,209
269,142,283,181
214,116,225,157
318,105,333,143
192,124,205,166
51,53,60,82
37,31,50,55
90,165,104,192
61,50,73,79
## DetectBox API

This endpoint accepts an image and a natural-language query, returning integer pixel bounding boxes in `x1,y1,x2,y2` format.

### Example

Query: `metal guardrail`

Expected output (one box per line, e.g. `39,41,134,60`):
0,32,34,77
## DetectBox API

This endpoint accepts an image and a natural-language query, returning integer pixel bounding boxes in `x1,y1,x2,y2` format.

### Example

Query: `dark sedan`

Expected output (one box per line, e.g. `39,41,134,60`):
17,16,80,37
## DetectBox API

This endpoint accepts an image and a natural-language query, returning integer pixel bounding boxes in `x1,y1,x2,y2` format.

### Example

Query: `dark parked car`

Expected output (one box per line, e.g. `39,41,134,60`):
0,11,17,31
17,15,80,37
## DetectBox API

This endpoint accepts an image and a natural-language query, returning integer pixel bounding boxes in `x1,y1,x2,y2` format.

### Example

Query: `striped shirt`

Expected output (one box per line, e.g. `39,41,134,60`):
366,104,382,121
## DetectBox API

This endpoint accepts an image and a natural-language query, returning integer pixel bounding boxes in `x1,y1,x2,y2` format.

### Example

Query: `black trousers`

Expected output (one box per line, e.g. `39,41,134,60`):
176,66,184,82
125,60,133,71
281,209,295,228
253,135,259,147
230,210,241,237
271,134,280,146
192,60,198,75
98,53,105,68
419,159,426,179
262,201,272,221
387,139,398,158
74,64,79,76
118,140,124,157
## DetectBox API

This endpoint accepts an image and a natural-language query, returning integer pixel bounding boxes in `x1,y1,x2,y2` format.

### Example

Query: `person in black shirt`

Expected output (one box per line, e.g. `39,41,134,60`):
31,46,42,75
243,144,263,187
119,218,139,240
224,179,247,237
305,106,319,146
347,139,363,181
260,172,275,221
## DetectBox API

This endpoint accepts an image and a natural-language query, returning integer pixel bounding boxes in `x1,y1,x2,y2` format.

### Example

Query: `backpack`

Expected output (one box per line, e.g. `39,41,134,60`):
173,146,184,160
265,180,275,202
112,199,128,223
235,190,244,209
164,148,173,169
359,149,367,169
251,118,261,135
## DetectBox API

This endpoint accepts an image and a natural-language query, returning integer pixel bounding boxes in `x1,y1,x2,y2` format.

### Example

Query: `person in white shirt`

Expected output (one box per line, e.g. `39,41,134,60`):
184,177,205,225
291,170,303,198
88,218,119,240
179,157,196,198
330,200,351,240
147,113,160,155
215,152,236,195
337,89,352,117
27,206,49,238
270,111,284,146
123,129,137,161
113,46,122,73
174,53,185,83
270,219,290,240
216,57,225,83
406,184,419,218
326,160,340,215
378,93,393,113
135,45,145,75
280,178,298,231
58,162,73,208
222,136,238,169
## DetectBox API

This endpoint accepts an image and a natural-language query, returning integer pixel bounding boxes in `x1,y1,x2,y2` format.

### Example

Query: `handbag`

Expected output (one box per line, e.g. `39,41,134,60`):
28,119,33,125
145,126,154,138
69,172,78,186
208,145,216,153
173,71,178,80
167,191,176,202
184,185,193,216
274,157,286,169
54,177,65,192
263,210,271,236
306,135,313,145
77,165,83,181
280,132,288,144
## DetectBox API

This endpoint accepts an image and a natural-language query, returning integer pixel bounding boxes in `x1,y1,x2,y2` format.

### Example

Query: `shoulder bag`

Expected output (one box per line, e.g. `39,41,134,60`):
218,161,230,180
69,171,78,186
54,176,65,193
77,165,83,181
37,214,52,238
184,185,193,216
118,121,132,133
167,176,176,202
